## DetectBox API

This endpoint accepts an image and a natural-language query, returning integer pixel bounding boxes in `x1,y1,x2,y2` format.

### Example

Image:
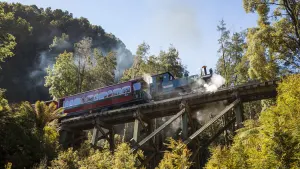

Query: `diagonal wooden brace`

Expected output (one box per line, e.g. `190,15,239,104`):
184,99,240,145
131,108,186,152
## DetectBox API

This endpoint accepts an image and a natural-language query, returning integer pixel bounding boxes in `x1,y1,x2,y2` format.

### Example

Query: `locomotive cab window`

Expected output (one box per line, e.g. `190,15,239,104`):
133,82,141,91
169,74,174,81
156,76,163,82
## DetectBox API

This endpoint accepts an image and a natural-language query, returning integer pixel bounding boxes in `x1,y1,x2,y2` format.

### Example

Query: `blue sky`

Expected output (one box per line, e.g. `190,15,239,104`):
4,0,258,75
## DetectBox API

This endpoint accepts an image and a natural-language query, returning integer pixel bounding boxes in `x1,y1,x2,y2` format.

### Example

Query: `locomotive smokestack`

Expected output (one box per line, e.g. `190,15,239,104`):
202,66,207,75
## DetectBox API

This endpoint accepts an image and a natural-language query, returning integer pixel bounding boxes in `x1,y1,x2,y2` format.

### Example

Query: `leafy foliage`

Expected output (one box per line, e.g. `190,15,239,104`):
156,138,192,169
215,19,247,86
49,136,145,169
45,37,117,99
0,2,132,102
45,51,77,99
0,4,26,66
122,42,188,81
242,0,300,80
0,95,61,168
205,74,300,169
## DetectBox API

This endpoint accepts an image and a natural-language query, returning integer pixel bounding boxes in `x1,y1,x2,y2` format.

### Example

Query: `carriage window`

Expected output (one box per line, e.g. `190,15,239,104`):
74,98,81,105
107,90,113,97
133,82,141,91
118,89,122,95
99,92,107,100
63,100,68,108
113,88,122,96
87,95,94,102
69,100,74,107
122,86,131,94
94,93,99,101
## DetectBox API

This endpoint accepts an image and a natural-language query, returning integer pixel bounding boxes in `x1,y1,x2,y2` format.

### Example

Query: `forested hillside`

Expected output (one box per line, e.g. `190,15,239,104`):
0,2,133,103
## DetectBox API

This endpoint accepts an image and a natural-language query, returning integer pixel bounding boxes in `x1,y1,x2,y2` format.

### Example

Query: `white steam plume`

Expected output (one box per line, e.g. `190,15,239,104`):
157,116,182,138
192,101,227,125
113,44,134,80
194,73,226,93
142,73,153,99
204,74,226,92
143,73,153,85
29,51,55,87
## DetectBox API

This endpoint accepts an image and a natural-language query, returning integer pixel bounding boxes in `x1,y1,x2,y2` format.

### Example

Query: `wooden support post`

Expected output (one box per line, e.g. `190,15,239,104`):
59,130,69,149
179,101,189,140
133,110,152,143
91,127,99,146
132,108,186,152
234,102,244,128
133,119,140,142
109,127,115,152
181,112,188,140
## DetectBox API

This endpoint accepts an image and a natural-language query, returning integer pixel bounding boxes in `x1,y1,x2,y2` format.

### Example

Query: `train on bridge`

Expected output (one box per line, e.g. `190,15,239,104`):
55,66,213,119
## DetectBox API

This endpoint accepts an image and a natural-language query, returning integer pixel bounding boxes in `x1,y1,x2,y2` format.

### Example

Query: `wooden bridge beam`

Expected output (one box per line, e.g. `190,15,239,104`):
184,99,240,145
133,110,152,142
91,118,115,151
131,108,186,152
234,103,244,128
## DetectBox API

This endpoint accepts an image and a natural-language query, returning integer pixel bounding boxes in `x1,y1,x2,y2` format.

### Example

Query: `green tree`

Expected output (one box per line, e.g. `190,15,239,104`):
121,42,149,81
50,148,80,169
230,32,247,84
242,0,300,80
45,51,77,99
156,45,187,78
122,42,187,81
216,20,247,86
156,138,192,169
205,74,300,169
92,49,117,88
73,37,94,92
50,135,145,169
0,98,61,168
216,19,231,86
23,101,63,130
0,4,29,67
45,37,117,99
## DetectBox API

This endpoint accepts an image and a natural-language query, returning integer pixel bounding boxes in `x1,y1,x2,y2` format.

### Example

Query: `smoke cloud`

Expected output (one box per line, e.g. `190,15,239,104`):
142,73,153,85
192,101,227,125
203,74,226,92
142,73,153,99
113,44,134,79
28,51,55,88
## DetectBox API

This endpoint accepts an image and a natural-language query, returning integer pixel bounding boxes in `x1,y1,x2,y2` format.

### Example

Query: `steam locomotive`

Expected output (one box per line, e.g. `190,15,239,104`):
57,66,213,119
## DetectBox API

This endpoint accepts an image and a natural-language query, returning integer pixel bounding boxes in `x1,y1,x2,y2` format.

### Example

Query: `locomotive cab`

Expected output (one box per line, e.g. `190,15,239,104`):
149,72,175,99
150,66,214,100
201,65,213,82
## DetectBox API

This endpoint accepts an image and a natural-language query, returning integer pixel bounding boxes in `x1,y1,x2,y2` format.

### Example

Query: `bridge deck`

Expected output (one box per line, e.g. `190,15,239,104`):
60,80,279,130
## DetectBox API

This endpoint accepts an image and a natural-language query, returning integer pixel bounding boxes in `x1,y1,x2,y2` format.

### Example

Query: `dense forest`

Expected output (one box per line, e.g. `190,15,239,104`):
0,0,300,169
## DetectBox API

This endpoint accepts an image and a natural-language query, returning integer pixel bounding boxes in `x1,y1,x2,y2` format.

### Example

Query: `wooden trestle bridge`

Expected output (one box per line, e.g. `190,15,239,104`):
59,79,279,168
